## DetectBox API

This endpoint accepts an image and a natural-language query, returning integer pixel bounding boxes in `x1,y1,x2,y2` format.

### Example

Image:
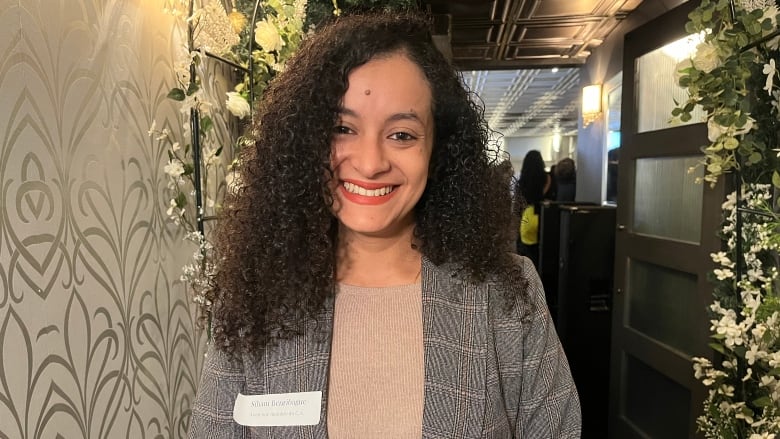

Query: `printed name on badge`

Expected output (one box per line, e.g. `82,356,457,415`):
233,391,322,426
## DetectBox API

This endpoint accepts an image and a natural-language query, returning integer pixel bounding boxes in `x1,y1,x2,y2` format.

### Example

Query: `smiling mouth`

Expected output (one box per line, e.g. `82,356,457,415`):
343,181,395,197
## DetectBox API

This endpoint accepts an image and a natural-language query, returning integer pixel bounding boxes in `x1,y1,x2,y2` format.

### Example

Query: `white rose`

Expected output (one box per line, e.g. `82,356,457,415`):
692,42,720,73
255,20,283,53
707,118,727,142
226,91,251,118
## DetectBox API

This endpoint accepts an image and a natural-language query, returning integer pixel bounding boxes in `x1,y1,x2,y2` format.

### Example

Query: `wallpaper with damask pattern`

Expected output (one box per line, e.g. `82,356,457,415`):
0,1,227,437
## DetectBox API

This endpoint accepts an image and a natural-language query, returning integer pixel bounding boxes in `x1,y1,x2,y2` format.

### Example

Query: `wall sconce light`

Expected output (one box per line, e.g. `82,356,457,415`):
582,84,602,127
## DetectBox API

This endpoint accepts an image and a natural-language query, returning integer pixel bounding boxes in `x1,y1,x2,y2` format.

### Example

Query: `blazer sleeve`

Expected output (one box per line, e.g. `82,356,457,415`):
189,344,247,439
494,255,582,438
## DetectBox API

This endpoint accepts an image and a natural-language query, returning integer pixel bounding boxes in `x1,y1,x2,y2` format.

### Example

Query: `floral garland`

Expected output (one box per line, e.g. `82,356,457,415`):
673,0,780,437
695,184,780,438
151,0,313,318
673,0,780,186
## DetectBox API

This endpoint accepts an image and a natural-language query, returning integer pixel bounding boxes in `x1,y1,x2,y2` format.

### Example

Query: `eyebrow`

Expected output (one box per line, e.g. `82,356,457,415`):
338,107,426,124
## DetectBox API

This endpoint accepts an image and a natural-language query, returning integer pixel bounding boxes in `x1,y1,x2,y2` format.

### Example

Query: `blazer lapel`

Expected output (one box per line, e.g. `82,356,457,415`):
250,298,334,439
420,257,489,438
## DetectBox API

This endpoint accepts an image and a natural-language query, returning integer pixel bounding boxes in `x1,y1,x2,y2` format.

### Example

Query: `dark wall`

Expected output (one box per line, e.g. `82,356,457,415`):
576,0,690,203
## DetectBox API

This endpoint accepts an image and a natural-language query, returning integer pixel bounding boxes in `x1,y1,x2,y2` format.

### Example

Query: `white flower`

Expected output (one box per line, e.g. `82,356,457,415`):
763,58,776,95
707,115,754,143
713,268,734,280
164,160,184,178
692,42,720,73
191,0,240,55
226,92,251,118
710,251,735,267
745,344,763,365
166,198,178,217
255,19,284,53
148,120,157,136
156,128,170,141
203,145,219,166
171,142,181,152
707,118,728,142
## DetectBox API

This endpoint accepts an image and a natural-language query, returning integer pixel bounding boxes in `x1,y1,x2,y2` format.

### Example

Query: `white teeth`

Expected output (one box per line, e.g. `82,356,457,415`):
343,182,394,197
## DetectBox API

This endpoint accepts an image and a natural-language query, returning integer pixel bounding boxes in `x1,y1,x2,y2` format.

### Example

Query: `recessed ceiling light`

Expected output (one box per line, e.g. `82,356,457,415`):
552,67,559,73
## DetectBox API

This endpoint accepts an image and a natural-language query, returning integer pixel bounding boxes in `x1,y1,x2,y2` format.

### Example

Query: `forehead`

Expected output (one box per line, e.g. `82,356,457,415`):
343,53,432,109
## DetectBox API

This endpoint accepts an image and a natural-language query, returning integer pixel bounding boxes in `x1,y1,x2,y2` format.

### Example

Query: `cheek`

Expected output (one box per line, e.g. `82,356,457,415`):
329,146,343,175
330,149,343,176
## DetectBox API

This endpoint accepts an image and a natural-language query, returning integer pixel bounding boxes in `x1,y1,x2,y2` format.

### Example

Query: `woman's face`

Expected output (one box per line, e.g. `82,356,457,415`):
330,52,434,240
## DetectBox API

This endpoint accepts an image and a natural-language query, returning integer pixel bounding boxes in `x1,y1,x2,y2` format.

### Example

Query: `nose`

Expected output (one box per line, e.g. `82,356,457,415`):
351,136,390,177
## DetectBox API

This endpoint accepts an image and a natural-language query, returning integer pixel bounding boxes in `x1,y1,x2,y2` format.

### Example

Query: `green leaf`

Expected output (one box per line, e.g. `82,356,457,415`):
748,151,762,164
709,342,726,355
200,115,213,133
752,396,773,407
182,163,194,176
167,88,186,101
681,112,692,122
215,146,223,157
186,81,199,96
772,170,780,189
175,192,187,208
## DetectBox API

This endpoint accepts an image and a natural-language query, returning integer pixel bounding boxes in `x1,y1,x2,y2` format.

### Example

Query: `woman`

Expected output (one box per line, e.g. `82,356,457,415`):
514,149,551,268
555,157,577,202
189,11,580,438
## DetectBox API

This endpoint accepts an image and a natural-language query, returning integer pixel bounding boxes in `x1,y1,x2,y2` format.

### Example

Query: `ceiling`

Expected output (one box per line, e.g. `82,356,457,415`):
420,0,644,137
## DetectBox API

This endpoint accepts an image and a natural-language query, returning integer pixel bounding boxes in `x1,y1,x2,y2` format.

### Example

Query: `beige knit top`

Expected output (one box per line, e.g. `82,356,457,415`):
327,282,424,439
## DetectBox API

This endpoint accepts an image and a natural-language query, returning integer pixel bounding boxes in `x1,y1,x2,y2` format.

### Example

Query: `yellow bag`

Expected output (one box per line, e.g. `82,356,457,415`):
519,205,539,245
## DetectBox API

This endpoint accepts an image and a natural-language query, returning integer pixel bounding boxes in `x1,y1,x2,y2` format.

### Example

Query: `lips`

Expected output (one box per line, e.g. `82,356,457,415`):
339,180,397,205
343,181,394,196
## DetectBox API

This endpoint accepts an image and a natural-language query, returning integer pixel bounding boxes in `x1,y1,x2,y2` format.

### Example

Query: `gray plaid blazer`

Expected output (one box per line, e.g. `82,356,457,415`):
189,255,581,438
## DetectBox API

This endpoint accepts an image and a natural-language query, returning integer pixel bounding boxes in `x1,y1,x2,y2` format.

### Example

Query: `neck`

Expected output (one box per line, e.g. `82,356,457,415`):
336,225,422,287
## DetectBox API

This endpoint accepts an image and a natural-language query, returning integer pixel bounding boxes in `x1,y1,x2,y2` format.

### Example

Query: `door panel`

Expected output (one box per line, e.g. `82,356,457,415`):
622,354,691,439
627,259,698,356
633,156,703,243
608,2,726,438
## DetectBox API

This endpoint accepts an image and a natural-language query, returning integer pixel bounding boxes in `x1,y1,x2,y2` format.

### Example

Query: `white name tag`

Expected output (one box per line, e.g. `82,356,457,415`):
233,391,322,426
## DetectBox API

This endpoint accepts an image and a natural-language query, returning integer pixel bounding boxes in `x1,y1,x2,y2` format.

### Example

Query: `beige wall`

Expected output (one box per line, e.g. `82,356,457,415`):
0,1,222,437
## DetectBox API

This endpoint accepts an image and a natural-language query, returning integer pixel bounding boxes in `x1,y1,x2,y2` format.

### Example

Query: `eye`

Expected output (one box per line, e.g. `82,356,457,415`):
389,131,417,141
333,125,354,135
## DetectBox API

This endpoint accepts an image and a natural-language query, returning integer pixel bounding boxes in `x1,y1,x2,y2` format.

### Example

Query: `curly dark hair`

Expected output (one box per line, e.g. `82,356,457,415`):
208,11,524,356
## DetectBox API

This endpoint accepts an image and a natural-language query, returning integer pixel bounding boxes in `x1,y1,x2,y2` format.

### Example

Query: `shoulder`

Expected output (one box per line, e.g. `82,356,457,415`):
422,254,540,316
